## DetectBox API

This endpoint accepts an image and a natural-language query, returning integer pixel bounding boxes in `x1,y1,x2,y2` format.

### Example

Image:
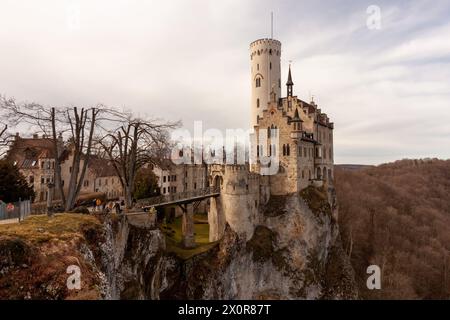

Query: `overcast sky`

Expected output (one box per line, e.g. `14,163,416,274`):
1,0,449,164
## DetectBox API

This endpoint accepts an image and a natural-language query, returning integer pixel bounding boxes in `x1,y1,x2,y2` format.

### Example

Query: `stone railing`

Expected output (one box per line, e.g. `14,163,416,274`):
138,186,221,207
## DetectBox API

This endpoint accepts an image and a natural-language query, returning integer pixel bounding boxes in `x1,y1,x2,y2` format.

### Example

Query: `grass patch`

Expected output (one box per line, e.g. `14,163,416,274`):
0,213,101,244
162,215,217,260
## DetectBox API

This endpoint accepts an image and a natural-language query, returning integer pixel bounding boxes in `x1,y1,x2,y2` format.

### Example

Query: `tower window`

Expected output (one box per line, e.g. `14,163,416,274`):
257,63,259,71
270,62,272,70
256,98,260,108
256,78,261,88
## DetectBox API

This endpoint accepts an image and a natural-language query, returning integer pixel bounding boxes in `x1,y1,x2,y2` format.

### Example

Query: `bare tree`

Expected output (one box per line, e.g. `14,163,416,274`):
0,95,111,211
98,116,180,209
0,124,8,158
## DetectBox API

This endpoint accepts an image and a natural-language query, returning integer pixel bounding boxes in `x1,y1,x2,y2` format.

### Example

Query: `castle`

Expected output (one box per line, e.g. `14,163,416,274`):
205,37,335,242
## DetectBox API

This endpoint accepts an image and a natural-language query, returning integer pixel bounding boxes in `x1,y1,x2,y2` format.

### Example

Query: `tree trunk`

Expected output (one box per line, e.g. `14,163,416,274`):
51,108,66,208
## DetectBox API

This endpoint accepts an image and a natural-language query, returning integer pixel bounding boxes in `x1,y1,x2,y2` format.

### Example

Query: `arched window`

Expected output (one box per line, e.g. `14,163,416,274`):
256,98,260,108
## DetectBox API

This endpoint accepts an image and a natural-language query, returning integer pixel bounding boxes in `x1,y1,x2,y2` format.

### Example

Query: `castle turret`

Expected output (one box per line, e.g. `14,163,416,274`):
250,38,281,128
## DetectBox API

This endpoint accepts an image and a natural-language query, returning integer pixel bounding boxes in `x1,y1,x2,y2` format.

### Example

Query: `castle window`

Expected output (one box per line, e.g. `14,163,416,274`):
287,144,290,156
282,144,286,156
256,77,261,88
267,127,271,138
194,182,197,190
270,62,272,70
246,184,249,191
163,187,166,194
302,170,305,179
257,63,260,70
256,98,260,108
304,147,307,157
269,49,272,55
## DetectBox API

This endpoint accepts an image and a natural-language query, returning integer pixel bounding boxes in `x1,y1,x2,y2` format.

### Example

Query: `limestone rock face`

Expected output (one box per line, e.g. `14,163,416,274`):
157,190,358,300
95,188,357,299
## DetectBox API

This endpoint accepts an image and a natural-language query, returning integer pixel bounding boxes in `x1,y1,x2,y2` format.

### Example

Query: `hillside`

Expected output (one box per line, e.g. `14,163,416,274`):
334,159,450,299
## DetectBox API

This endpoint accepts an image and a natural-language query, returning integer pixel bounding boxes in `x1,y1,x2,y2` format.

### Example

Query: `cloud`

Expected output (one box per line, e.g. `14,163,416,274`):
0,0,449,164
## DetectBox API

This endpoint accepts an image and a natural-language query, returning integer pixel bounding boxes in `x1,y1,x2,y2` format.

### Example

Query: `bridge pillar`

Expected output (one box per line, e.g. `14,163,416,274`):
208,196,225,242
181,203,196,248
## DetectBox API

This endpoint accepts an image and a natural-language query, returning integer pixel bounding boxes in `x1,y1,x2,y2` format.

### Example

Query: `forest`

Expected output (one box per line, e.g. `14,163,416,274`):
335,159,450,299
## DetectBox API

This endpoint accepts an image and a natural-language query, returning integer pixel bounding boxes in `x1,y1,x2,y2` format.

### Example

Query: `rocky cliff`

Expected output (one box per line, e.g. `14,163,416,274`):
0,186,357,300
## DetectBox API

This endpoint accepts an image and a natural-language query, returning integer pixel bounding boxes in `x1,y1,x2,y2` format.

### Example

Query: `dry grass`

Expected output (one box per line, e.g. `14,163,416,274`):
0,213,101,244
0,213,103,300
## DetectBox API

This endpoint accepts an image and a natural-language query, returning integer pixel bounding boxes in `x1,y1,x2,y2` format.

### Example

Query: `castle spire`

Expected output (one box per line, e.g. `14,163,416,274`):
287,63,294,97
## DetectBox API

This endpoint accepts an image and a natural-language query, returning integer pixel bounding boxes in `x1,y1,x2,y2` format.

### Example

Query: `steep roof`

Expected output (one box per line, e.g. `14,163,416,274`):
286,65,294,86
7,137,56,169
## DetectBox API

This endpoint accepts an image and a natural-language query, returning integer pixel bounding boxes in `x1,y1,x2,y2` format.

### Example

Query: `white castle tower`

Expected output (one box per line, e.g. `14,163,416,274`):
250,38,282,127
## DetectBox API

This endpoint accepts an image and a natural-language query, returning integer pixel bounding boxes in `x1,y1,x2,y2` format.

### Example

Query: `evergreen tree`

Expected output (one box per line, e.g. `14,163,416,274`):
0,160,34,203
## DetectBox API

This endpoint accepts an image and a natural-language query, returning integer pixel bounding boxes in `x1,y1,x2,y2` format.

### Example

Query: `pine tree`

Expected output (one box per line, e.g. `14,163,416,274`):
0,160,34,203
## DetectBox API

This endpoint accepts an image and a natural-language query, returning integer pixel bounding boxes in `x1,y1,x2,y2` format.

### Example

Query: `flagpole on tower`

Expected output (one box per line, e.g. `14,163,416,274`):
271,12,274,39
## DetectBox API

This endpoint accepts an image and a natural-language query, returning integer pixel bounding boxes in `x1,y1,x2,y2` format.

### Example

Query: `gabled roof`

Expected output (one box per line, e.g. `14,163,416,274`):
7,137,57,169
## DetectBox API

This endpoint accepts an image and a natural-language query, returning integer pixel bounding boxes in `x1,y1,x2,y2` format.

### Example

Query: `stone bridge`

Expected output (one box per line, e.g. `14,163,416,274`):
138,186,221,248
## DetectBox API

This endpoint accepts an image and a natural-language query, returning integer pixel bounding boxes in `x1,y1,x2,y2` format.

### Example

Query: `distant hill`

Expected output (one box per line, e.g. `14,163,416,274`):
335,164,374,171
334,159,450,299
